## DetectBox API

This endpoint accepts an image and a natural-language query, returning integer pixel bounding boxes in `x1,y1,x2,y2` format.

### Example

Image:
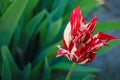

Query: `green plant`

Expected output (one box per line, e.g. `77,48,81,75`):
0,0,120,80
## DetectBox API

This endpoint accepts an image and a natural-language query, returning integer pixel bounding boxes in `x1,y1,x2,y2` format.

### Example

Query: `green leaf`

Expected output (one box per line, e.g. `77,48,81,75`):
30,63,41,80
11,26,21,55
97,40,120,56
33,44,55,65
0,0,12,15
43,58,51,80
94,22,120,34
19,9,47,50
52,0,69,19
39,17,49,46
1,45,20,79
23,0,39,22
76,0,97,14
46,18,62,45
22,63,31,80
47,41,62,61
34,41,61,65
71,74,95,80
51,62,100,72
82,74,95,80
2,56,12,80
39,0,51,10
0,0,28,46
37,8,58,46
56,73,95,80
80,0,97,16
30,41,60,80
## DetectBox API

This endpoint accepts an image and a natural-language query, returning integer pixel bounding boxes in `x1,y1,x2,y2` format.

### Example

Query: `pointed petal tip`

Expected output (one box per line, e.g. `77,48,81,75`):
56,54,61,58
103,43,110,46
74,6,80,11
95,32,119,42
56,45,63,57
111,37,120,40
56,48,68,58
93,15,97,23
57,44,61,49
106,35,119,41
87,15,97,33
56,50,63,58
94,14,97,19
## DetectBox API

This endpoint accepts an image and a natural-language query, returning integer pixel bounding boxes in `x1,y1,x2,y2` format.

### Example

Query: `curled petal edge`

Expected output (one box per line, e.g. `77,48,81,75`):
56,45,69,57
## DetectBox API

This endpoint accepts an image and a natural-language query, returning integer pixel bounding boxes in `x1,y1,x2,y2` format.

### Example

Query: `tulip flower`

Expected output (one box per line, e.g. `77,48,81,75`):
56,7,118,64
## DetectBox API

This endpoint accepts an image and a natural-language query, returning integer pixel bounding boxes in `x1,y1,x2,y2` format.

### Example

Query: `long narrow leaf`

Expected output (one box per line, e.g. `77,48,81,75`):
19,9,47,50
2,56,12,80
94,22,120,33
23,0,39,22
0,0,28,46
46,18,62,45
1,45,20,79
38,8,58,47
56,73,94,80
31,41,60,80
11,26,21,55
43,58,51,80
22,63,31,80
51,62,100,72
52,0,69,20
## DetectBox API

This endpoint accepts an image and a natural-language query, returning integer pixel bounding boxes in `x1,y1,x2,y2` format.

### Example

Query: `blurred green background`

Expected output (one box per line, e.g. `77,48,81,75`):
0,0,120,80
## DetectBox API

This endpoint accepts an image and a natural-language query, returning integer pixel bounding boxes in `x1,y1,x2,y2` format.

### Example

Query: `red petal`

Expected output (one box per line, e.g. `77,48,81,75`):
71,55,77,63
69,41,74,51
95,32,118,42
74,49,81,57
83,32,92,44
62,37,69,50
56,45,71,60
75,29,88,45
82,39,105,53
70,7,86,34
87,15,97,33
76,50,96,64
87,51,96,63
56,48,68,57
83,32,118,53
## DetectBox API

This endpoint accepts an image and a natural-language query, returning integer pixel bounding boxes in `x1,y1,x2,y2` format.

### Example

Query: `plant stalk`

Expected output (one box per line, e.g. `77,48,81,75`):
65,62,77,80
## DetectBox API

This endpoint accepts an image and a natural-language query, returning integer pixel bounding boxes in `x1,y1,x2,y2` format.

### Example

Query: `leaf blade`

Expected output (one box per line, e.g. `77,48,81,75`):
2,56,12,80
19,9,47,50
95,22,120,33
43,58,51,80
51,62,100,72
46,18,62,45
0,0,28,46
1,45,20,79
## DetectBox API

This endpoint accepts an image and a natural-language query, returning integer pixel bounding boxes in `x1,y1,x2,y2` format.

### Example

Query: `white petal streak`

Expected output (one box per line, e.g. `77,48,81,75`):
78,58,89,64
90,43,104,51
63,22,72,47
71,44,77,52
80,24,88,31
93,33,99,38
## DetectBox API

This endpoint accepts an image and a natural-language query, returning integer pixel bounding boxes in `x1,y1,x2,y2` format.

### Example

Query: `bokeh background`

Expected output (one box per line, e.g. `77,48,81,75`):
86,0,120,80
0,0,120,80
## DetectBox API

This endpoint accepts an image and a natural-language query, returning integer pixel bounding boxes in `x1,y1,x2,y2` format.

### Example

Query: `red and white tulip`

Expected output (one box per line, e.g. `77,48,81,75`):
56,7,118,64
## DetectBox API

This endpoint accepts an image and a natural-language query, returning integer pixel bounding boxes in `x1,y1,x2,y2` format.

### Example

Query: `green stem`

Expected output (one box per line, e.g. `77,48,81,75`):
65,62,77,80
